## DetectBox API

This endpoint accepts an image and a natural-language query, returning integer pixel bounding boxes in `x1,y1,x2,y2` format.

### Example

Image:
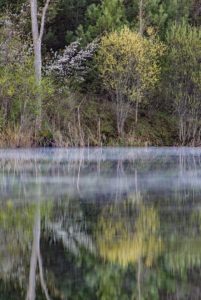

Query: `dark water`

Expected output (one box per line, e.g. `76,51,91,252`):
1,147,201,300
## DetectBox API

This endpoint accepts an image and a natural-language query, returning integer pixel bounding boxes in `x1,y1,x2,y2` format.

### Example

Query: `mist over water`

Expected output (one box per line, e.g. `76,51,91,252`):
1,147,201,299
1,147,201,201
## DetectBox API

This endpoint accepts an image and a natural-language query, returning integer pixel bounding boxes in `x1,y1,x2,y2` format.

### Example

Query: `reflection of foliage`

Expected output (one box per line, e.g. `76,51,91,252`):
41,241,125,300
0,201,35,240
47,197,95,255
92,264,124,300
96,204,163,267
0,201,35,269
166,238,201,273
0,200,52,283
165,210,201,273
2,195,201,299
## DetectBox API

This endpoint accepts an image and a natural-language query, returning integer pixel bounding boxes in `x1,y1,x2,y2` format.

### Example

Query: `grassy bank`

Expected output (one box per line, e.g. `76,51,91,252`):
0,97,178,148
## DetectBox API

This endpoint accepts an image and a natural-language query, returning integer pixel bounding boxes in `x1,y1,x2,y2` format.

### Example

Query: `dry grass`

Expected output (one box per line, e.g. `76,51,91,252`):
0,125,34,148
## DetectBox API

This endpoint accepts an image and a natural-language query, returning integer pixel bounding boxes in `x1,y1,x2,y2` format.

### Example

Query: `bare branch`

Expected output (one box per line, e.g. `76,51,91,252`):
39,0,51,41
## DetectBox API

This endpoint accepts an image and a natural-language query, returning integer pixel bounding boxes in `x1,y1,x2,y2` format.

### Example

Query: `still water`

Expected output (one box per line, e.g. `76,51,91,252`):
1,147,201,300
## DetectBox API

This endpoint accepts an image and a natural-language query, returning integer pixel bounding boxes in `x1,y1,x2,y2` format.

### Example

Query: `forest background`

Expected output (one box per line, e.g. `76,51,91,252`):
0,0,201,147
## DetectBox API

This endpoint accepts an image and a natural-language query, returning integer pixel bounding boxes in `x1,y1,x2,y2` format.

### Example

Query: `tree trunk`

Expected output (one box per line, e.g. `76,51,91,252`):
30,0,42,130
34,40,42,84
135,101,139,124
34,40,42,130
139,0,144,36
30,0,50,131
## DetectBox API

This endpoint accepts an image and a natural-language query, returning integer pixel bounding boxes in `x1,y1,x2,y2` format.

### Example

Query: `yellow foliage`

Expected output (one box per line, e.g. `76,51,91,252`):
96,204,163,267
97,26,166,103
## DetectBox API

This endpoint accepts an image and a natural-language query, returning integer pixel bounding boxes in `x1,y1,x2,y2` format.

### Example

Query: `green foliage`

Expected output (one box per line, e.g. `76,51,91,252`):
166,22,201,144
0,0,25,12
0,0,201,146
43,0,101,49
76,0,126,44
97,27,165,134
0,14,55,140
144,0,192,37
98,26,165,98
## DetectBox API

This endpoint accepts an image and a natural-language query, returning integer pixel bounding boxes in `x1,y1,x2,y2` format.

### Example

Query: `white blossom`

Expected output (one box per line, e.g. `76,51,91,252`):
45,39,98,81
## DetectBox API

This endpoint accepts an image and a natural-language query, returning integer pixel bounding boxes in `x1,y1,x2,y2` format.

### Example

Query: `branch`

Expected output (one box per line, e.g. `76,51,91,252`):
39,0,51,41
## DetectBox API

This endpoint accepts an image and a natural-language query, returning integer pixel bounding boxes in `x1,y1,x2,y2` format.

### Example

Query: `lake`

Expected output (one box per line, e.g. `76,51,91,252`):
0,147,201,300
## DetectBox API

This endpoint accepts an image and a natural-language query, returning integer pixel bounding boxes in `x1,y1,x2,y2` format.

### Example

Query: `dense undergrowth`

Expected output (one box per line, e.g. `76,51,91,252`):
0,98,177,148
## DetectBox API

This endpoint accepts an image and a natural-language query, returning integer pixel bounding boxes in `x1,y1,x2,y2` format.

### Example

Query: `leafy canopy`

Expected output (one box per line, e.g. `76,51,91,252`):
97,26,165,104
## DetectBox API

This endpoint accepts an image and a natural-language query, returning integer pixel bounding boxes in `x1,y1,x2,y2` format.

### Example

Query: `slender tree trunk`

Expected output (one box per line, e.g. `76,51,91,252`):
26,203,41,300
34,41,42,84
34,41,42,130
135,101,139,124
26,170,51,300
97,118,101,146
30,0,42,84
30,0,50,131
139,0,144,36
30,0,41,130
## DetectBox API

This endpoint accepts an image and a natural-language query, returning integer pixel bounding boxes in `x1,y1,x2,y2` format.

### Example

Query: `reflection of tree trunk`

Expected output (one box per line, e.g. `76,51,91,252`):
137,258,141,300
26,170,51,300
115,159,126,201
97,118,101,147
135,169,138,195
76,149,84,193
26,203,41,300
38,250,51,300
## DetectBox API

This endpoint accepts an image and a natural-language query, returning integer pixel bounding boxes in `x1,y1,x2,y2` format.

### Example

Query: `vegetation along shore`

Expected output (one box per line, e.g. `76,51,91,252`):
0,0,200,147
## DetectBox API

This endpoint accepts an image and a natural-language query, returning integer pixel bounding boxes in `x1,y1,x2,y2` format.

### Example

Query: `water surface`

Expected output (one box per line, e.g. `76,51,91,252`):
1,147,201,299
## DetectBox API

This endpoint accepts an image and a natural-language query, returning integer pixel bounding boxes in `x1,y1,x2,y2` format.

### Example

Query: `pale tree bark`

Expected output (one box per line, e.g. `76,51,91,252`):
30,0,51,130
26,203,41,300
26,166,51,300
26,202,52,300
139,0,144,36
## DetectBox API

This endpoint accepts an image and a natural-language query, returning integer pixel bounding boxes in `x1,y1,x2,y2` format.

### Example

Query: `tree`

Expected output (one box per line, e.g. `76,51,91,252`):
76,0,126,44
125,0,192,39
97,27,165,137
30,0,51,130
46,39,97,83
0,14,55,147
166,22,201,145
96,201,163,300
42,0,100,49
0,15,35,142
96,204,162,267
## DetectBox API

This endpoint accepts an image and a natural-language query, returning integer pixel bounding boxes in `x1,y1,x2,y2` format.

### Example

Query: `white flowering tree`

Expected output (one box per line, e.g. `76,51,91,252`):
46,39,98,82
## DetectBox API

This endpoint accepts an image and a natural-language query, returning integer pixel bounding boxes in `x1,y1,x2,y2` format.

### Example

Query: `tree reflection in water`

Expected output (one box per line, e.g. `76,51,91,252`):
0,148,201,299
96,195,163,300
